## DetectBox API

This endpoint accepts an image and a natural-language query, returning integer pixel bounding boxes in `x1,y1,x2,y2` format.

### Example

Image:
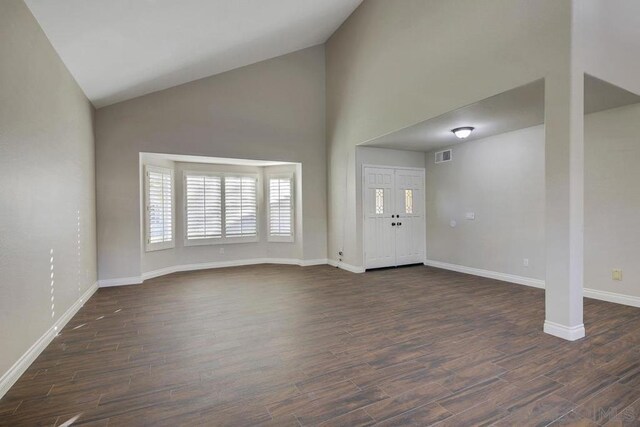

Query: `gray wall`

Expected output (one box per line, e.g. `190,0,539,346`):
426,103,640,298
585,104,640,297
426,126,545,280
95,45,327,281
0,0,96,380
325,0,572,267
577,0,640,95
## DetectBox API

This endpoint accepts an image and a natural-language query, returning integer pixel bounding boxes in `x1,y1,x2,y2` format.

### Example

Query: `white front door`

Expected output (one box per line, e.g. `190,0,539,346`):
394,169,425,266
363,167,396,269
364,166,425,269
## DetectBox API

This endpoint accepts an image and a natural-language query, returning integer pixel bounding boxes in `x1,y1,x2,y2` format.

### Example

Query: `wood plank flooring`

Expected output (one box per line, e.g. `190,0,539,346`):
2,264,640,426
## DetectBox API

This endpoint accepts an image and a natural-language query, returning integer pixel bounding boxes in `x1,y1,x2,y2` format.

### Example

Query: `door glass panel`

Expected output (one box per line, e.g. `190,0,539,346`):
375,189,384,214
405,189,413,214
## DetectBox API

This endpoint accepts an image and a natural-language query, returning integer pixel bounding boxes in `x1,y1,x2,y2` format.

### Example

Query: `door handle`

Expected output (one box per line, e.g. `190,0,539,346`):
391,222,396,226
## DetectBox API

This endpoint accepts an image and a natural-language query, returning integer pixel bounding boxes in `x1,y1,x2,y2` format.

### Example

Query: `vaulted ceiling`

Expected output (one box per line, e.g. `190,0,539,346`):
25,0,362,107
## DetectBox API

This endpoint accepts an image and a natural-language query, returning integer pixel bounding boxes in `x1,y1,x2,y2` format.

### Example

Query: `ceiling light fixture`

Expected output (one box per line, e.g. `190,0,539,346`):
451,126,475,139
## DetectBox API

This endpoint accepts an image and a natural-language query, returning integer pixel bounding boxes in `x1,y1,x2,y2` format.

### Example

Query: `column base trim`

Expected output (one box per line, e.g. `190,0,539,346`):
544,320,585,341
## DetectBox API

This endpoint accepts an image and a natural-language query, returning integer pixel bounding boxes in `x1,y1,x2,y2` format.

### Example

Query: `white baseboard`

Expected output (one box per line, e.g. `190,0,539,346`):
425,259,640,311
99,258,331,287
0,282,98,399
583,288,640,308
424,259,545,289
327,259,366,274
544,320,586,341
299,258,329,267
97,276,143,287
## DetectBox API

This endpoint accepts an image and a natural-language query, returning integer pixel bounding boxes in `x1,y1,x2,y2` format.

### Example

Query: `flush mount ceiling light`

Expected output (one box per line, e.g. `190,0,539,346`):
451,126,475,139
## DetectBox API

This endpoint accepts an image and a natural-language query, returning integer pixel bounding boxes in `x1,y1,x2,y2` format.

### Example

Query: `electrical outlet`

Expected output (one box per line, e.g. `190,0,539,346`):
219,247,225,255
612,269,623,281
523,258,529,267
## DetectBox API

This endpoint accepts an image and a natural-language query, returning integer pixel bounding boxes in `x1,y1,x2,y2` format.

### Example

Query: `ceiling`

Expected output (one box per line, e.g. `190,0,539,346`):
25,0,362,108
362,75,640,152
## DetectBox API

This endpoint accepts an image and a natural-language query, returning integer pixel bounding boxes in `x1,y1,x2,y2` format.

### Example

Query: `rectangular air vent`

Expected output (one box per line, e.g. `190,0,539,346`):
435,149,452,164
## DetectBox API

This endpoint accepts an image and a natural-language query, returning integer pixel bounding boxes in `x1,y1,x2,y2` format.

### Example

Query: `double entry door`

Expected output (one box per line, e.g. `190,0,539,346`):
364,167,425,269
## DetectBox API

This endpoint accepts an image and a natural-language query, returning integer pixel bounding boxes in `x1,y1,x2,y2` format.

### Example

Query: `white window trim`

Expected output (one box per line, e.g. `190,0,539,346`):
144,165,175,252
267,172,295,243
183,171,259,246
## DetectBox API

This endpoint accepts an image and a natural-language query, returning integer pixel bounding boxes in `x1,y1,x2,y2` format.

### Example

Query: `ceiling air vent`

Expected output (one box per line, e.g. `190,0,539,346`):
435,149,452,164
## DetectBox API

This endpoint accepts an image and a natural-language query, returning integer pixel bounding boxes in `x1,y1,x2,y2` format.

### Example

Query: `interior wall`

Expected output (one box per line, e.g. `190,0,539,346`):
140,161,301,274
584,103,640,297
426,103,640,299
96,45,327,281
425,126,546,280
576,0,640,95
325,0,572,267
0,0,96,382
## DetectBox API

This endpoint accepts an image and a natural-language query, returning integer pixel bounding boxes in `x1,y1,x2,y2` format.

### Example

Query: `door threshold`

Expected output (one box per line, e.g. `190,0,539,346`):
365,263,423,272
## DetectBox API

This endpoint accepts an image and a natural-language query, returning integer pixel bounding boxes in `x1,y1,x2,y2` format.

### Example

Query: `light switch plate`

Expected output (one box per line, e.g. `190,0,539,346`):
465,212,475,220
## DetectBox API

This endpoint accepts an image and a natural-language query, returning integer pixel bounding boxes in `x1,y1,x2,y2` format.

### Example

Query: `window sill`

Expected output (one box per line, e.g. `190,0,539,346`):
268,236,295,243
184,236,259,246
145,241,175,252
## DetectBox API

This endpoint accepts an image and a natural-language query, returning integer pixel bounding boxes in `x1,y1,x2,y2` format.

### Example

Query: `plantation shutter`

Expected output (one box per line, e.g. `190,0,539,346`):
269,176,293,239
185,174,222,240
146,167,173,249
224,176,257,237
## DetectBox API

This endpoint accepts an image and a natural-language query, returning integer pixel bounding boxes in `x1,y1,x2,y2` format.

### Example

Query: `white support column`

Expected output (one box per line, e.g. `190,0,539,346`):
543,18,585,341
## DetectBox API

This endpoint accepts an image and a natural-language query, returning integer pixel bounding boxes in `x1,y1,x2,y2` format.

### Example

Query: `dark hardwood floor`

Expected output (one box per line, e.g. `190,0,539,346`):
2,264,640,426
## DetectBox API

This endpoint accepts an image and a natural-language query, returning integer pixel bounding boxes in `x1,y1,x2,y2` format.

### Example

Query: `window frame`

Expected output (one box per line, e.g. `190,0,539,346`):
144,165,175,252
267,173,295,243
183,171,259,246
